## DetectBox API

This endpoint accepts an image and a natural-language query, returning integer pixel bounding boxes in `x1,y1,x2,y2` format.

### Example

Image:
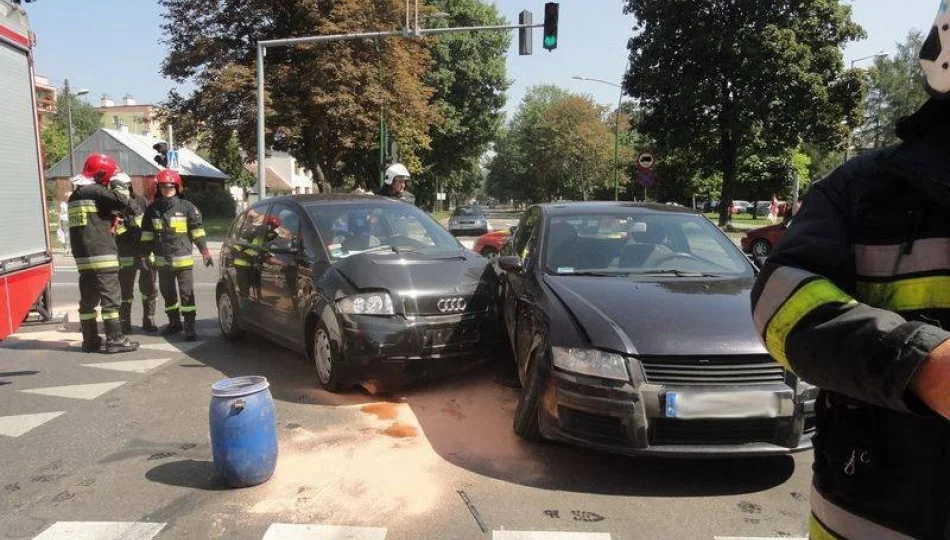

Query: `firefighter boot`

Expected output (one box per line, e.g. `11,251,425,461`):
161,312,183,336
120,303,133,334
142,298,158,333
102,319,140,354
80,319,103,353
183,313,197,342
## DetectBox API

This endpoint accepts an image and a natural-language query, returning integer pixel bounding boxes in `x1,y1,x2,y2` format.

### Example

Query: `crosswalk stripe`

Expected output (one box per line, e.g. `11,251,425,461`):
20,382,126,400
493,533,611,540
82,358,171,373
139,342,204,354
0,411,65,437
262,524,388,540
31,521,165,540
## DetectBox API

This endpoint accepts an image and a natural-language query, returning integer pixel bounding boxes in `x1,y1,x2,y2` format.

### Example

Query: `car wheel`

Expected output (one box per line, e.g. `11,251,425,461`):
513,349,546,442
217,288,245,340
481,246,499,261
313,323,345,392
751,238,772,257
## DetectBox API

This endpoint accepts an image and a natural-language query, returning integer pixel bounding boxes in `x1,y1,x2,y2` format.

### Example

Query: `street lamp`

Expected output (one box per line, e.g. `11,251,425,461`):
845,52,889,162
572,74,624,201
63,79,90,177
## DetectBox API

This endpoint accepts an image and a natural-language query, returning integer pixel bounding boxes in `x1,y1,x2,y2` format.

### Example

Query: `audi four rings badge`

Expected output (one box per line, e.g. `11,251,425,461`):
437,297,467,312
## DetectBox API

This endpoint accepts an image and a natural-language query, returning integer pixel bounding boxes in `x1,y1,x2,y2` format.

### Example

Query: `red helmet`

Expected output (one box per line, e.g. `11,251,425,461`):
265,216,281,229
81,154,119,184
155,169,183,194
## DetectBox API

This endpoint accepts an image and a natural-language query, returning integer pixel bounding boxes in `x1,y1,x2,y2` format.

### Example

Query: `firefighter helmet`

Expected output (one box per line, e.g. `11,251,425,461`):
155,169,183,194
81,154,119,185
920,1,950,99
384,163,410,185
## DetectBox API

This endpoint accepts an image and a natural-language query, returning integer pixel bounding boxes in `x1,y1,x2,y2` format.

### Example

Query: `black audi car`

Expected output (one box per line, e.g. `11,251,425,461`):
216,195,499,392
497,202,816,457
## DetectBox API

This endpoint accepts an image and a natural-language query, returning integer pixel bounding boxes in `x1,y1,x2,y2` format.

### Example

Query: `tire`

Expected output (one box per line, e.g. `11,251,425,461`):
751,238,772,257
217,288,245,340
513,349,546,442
480,246,499,261
313,323,346,392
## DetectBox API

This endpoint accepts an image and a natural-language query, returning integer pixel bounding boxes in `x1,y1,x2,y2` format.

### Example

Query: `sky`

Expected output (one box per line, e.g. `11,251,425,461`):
24,0,941,121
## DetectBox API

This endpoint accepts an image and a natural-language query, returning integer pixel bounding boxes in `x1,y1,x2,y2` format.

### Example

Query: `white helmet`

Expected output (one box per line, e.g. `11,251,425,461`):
384,163,411,185
111,172,132,187
920,1,950,98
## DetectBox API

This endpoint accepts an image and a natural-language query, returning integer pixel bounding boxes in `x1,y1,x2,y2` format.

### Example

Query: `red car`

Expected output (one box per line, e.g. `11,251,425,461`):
741,220,790,257
472,230,510,259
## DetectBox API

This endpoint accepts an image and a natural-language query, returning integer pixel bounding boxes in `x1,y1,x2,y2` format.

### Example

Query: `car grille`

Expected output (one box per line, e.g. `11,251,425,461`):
651,418,778,445
411,294,489,316
639,355,785,386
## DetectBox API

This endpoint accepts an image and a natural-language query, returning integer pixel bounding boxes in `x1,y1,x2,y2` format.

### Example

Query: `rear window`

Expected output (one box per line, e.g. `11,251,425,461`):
453,206,484,216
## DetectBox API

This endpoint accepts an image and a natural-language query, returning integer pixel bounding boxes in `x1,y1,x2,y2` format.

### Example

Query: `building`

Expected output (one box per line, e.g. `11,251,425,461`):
34,75,56,128
46,128,229,203
234,150,316,203
95,94,163,138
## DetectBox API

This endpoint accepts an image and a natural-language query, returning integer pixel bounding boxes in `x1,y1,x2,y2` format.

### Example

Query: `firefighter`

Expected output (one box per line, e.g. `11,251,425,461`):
141,169,213,341
377,163,415,205
112,173,158,333
68,154,139,354
751,5,950,537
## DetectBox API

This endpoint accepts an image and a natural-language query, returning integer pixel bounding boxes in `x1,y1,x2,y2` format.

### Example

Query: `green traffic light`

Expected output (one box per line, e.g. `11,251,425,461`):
543,35,557,48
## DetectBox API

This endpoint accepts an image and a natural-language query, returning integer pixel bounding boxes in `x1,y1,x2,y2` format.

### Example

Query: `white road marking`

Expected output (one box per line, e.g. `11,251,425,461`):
31,521,165,540
82,358,171,373
139,341,204,354
20,382,126,400
262,524,388,540
0,411,65,437
493,533,611,540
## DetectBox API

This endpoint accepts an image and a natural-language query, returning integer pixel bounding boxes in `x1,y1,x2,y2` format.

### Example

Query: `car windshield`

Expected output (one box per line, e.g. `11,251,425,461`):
453,207,484,216
306,202,460,261
543,211,753,277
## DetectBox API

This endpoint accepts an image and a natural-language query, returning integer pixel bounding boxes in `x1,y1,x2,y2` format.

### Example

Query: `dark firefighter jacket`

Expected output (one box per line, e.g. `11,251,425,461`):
140,195,207,270
68,182,131,272
751,98,950,539
115,193,150,267
377,185,415,205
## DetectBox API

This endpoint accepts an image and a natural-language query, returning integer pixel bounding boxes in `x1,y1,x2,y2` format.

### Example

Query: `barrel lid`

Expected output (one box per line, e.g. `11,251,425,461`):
212,376,269,398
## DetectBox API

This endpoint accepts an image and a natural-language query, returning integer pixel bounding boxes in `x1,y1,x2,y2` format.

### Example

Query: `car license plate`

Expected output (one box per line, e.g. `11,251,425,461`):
664,390,782,419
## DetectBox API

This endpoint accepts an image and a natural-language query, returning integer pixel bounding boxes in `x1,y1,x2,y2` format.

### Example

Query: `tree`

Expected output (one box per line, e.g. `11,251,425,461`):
210,132,256,189
54,93,102,144
854,30,929,152
40,122,68,170
414,0,510,208
160,0,438,191
623,0,866,226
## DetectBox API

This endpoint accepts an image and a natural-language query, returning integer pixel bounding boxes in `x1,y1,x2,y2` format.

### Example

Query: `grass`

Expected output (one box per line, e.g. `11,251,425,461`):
203,217,234,240
430,211,451,227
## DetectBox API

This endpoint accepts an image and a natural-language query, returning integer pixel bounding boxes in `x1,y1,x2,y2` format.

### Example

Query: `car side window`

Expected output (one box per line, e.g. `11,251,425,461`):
238,206,267,245
265,204,301,249
512,208,539,258
227,211,248,244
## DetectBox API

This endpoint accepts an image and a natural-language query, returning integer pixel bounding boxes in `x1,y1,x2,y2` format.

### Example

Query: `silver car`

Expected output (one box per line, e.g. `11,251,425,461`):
448,206,491,236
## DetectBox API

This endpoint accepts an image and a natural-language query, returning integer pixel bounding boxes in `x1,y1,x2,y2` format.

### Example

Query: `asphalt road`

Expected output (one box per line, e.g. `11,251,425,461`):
0,220,811,540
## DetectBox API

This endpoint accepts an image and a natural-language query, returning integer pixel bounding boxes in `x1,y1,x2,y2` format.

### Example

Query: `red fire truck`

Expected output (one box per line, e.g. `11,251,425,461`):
0,0,57,340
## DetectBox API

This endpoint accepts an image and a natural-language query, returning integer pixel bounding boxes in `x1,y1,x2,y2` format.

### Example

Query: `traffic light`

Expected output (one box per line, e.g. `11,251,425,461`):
153,142,168,167
542,2,559,51
518,10,533,56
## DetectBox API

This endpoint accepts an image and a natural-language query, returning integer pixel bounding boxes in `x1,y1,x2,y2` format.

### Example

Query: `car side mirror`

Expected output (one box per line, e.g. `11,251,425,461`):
498,255,523,273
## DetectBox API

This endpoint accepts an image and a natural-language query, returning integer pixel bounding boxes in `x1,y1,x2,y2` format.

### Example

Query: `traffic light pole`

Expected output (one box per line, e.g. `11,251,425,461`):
255,22,543,201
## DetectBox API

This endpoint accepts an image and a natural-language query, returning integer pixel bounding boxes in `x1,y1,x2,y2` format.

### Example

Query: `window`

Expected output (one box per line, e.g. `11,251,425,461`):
512,208,540,258
238,206,267,245
265,204,301,249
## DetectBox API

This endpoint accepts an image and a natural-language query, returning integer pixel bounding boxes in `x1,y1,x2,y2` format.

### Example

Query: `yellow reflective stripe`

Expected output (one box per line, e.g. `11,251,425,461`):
753,266,814,334
172,257,194,269
810,486,914,540
101,310,119,321
75,255,120,271
809,514,836,540
134,215,143,227
68,199,97,210
170,216,188,234
119,257,135,268
79,312,98,321
234,259,250,267
764,279,856,371
165,303,180,312
115,225,128,236
857,276,950,311
140,231,155,242
121,298,134,304
152,219,164,231
190,228,206,240
180,305,197,313
245,248,258,256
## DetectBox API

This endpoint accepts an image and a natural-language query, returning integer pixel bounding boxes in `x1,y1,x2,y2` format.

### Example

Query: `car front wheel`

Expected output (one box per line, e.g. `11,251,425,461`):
513,349,546,442
217,288,245,340
313,323,345,392
751,238,772,257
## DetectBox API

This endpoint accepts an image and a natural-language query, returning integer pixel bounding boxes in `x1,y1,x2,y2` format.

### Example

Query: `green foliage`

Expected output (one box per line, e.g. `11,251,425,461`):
209,132,255,188
623,0,865,225
53,93,103,143
853,30,929,152
41,122,68,170
185,190,236,219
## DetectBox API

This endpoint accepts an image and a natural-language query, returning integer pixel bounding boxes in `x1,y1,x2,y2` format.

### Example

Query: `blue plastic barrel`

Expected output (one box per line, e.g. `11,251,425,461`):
209,376,278,487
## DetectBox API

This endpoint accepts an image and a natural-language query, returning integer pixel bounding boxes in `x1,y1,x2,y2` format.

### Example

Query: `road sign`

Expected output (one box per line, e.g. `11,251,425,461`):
167,149,180,170
638,152,656,170
636,170,657,188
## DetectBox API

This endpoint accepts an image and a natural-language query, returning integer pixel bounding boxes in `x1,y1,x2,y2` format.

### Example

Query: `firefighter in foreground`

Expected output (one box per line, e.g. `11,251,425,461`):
141,169,213,341
751,5,950,538
68,154,139,354
112,173,158,333
377,163,415,204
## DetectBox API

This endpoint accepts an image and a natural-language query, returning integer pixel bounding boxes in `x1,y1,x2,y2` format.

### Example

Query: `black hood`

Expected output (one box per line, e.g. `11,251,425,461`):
544,275,766,356
332,249,494,314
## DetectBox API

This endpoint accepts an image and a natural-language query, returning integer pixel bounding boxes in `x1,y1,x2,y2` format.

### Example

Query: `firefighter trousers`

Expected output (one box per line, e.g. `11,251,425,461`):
78,269,121,323
119,265,157,308
158,267,195,318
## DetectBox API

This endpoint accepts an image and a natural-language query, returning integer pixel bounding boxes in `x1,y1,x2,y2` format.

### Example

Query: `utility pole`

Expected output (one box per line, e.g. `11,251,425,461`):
63,80,89,177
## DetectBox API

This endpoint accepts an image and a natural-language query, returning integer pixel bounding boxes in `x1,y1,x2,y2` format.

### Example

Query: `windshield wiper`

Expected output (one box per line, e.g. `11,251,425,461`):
625,269,725,277
557,270,628,277
346,244,396,254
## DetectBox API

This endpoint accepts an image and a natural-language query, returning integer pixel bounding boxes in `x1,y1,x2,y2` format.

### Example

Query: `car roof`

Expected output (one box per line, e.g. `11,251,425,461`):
247,193,400,211
536,201,699,216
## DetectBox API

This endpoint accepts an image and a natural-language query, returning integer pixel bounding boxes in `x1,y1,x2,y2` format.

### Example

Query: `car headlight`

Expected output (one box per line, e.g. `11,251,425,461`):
338,293,394,315
552,347,629,381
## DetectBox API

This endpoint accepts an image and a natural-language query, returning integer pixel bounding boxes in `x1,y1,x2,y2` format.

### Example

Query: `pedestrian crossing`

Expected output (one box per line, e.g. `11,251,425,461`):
27,523,808,540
